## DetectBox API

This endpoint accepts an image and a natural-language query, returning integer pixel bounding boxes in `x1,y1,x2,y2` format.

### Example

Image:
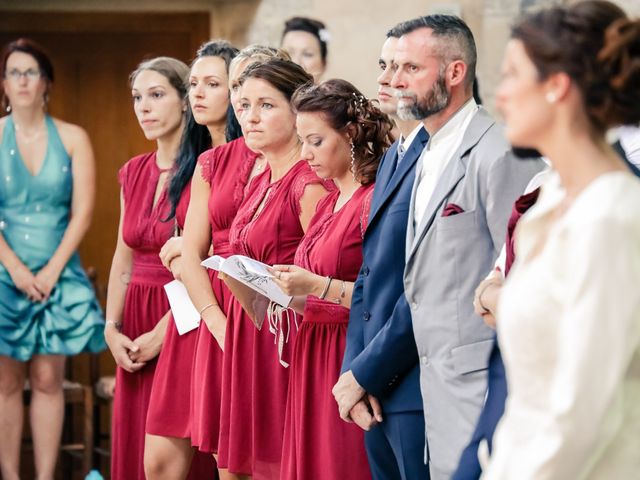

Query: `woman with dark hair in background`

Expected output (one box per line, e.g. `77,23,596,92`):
181,45,289,480
104,56,189,480
143,40,241,480
215,58,329,479
0,38,105,480
483,1,640,478
272,79,393,480
281,16,328,82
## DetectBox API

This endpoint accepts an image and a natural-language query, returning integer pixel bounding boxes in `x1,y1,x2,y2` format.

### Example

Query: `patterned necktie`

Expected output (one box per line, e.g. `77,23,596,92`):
395,143,406,170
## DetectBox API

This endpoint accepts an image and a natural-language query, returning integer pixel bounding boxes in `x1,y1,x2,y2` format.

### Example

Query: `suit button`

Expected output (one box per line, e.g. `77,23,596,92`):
363,266,370,276
363,311,371,321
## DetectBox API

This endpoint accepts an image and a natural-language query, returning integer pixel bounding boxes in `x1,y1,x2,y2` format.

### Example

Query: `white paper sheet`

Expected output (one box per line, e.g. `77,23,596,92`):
163,280,200,335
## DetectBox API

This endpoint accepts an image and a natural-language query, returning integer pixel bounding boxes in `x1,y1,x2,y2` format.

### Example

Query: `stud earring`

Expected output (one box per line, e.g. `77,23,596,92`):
5,105,10,113
545,92,557,104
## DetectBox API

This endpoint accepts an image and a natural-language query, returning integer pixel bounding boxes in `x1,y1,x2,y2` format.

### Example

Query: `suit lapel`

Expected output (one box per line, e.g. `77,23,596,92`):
368,129,428,227
369,141,399,217
407,108,496,262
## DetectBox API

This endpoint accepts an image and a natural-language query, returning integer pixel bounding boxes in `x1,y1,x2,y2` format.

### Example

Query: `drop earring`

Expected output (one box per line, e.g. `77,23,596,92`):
350,139,356,181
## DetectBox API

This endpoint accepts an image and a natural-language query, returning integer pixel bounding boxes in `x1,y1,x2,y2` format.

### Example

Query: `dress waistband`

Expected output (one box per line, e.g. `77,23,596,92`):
131,262,173,285
211,240,232,258
302,296,350,324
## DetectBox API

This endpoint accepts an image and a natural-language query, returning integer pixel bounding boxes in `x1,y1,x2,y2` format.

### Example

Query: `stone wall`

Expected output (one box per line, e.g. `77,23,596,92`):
1,0,639,114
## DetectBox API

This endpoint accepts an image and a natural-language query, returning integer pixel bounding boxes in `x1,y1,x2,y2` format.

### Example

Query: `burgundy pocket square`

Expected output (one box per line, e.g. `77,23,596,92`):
442,203,465,217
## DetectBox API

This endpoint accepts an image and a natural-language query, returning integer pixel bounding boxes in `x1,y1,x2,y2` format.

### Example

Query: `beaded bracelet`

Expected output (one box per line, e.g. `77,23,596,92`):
329,280,347,305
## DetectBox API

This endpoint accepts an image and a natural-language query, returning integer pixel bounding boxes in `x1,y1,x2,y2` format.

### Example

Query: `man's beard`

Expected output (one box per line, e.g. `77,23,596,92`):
397,73,450,121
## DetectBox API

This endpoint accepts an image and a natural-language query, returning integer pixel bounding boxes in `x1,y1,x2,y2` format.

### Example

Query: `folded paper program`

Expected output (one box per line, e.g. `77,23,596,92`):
201,254,293,309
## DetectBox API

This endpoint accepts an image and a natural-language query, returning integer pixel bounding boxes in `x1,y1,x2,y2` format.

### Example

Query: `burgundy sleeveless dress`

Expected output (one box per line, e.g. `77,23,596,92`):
281,185,374,480
111,153,183,480
217,160,326,478
190,138,258,454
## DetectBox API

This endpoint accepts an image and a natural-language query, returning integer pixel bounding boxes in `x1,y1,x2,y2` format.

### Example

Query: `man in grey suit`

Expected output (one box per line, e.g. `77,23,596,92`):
390,15,543,479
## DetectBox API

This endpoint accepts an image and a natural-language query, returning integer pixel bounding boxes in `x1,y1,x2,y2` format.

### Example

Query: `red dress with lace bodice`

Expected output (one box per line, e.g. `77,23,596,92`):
217,160,326,479
281,185,374,480
190,138,258,454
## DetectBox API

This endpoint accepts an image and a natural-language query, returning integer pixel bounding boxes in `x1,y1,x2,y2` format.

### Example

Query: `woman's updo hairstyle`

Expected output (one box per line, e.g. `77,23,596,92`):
229,44,291,75
292,79,394,185
237,58,313,102
282,17,329,64
512,0,640,131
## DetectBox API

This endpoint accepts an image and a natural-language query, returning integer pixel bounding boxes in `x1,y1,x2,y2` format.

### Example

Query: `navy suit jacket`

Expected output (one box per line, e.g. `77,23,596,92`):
342,128,428,413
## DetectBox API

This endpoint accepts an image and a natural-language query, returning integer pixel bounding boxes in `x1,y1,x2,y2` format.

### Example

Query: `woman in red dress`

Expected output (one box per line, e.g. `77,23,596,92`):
180,45,289,480
272,80,393,480
215,59,329,479
104,57,190,480
143,40,240,480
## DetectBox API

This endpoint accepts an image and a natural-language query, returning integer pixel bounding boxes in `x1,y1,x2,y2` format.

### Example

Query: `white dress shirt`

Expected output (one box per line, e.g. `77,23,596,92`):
396,123,425,168
413,99,478,227
483,171,640,479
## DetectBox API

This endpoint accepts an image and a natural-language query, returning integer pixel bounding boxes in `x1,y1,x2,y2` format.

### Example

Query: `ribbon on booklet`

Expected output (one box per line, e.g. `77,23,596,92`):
267,302,299,368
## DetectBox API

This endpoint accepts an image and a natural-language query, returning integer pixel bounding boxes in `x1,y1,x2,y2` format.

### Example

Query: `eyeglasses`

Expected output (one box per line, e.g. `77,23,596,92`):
5,69,41,81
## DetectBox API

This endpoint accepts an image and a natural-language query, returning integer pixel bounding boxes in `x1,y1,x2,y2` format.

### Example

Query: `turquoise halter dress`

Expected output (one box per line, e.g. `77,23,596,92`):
0,115,105,361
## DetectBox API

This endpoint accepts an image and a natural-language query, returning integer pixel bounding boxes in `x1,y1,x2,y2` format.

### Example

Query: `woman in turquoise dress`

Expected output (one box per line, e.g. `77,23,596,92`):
0,38,105,479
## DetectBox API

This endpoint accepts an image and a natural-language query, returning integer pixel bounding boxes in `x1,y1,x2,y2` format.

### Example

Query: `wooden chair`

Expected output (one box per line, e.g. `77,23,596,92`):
86,267,115,474
22,371,94,477
91,354,114,472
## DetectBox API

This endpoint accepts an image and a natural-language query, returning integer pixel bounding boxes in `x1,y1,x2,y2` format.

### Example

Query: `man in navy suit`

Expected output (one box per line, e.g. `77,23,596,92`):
332,24,430,480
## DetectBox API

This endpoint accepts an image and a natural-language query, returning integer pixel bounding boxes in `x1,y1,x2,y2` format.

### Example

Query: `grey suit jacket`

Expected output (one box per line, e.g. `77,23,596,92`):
403,108,543,479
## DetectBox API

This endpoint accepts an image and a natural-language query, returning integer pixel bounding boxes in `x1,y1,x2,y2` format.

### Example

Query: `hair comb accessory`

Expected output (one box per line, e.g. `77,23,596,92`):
351,92,368,119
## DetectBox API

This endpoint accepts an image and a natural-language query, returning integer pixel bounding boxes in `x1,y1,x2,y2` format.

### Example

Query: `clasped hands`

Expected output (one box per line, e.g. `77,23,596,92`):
11,261,61,303
105,322,164,373
332,370,383,432
472,269,504,329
